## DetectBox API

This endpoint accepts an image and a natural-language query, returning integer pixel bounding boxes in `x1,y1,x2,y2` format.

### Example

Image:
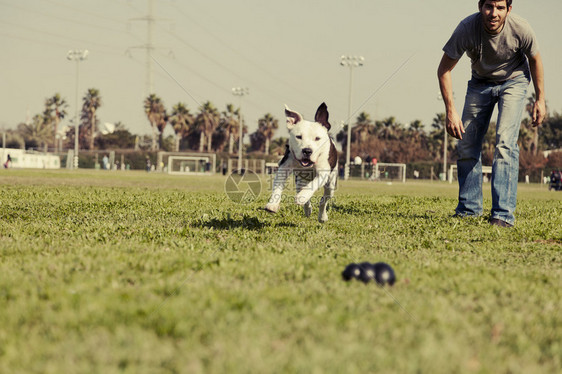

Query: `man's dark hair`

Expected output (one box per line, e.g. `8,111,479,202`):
479,0,512,8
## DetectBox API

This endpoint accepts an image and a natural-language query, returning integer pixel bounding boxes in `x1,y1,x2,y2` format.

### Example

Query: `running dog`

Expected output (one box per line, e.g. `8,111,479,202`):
264,102,338,223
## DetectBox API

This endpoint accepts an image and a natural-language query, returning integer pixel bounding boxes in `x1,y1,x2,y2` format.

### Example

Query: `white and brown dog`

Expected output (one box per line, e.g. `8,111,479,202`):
265,103,338,223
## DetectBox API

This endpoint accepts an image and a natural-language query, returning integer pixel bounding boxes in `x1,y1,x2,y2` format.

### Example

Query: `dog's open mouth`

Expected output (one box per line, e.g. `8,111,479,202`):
299,158,314,167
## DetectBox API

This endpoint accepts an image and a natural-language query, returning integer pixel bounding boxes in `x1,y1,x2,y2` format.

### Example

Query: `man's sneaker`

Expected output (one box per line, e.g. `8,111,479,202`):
490,218,513,228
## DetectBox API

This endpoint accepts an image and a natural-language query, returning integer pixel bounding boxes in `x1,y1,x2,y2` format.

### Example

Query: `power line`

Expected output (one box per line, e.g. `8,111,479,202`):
160,27,305,111
0,31,71,49
167,2,319,105
153,53,229,100
43,0,125,25
0,1,130,36
151,52,269,117
1,19,127,53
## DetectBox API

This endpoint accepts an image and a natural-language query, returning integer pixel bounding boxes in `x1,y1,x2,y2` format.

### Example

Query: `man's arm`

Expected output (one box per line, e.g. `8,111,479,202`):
437,53,464,139
528,52,546,127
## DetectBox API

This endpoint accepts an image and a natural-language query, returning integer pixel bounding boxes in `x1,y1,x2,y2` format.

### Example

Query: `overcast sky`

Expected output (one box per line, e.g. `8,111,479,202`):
1,0,561,140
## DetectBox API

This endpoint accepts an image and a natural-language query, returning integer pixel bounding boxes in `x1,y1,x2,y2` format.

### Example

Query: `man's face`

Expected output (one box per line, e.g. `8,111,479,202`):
479,0,512,34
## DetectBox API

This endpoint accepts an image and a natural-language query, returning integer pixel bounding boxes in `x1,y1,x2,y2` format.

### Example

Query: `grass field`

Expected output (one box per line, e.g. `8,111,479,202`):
0,169,560,373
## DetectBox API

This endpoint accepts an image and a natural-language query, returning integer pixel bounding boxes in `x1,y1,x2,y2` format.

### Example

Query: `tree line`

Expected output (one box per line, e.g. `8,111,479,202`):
5,90,281,157
143,94,279,155
4,90,562,172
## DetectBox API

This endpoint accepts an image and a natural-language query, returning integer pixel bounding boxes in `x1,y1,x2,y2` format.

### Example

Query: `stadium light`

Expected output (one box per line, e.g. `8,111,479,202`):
340,55,364,180
67,49,89,169
232,87,249,173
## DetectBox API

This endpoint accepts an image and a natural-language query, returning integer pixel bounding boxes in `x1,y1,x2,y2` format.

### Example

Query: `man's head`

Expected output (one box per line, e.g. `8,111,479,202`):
478,0,512,34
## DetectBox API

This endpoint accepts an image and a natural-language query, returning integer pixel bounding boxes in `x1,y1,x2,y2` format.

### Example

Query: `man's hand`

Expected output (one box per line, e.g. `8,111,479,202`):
446,109,465,140
532,98,546,127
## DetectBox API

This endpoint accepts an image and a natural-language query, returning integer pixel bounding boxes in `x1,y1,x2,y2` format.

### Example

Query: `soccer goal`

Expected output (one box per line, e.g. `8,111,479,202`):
448,164,492,183
167,155,215,175
373,163,406,183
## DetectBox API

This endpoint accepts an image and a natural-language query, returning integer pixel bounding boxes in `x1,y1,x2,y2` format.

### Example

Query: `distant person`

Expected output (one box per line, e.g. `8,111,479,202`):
145,156,151,172
550,170,562,191
437,0,545,227
4,154,12,168
102,154,109,170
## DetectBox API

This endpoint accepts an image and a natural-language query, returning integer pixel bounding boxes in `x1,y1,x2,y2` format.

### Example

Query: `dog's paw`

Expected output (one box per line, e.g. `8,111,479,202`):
264,203,280,213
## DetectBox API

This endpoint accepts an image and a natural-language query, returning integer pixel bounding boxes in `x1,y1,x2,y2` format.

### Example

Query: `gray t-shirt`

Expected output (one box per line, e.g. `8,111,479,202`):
443,12,539,81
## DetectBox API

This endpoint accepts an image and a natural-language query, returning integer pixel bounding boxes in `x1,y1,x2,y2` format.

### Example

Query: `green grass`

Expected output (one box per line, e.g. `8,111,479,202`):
0,169,560,373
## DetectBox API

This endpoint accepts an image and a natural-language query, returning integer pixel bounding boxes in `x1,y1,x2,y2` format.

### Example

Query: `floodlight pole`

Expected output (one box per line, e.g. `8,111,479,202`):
67,49,89,169
340,55,364,180
232,87,249,173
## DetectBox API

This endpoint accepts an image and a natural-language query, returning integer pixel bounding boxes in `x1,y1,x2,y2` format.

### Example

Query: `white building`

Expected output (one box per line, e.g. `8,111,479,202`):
1,148,60,169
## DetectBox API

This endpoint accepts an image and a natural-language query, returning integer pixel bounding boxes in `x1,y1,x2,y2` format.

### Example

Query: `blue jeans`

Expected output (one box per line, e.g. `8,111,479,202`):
456,73,530,225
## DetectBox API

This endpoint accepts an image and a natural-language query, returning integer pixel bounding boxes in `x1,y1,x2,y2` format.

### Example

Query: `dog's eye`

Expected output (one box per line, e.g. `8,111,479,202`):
315,137,321,141
296,135,302,140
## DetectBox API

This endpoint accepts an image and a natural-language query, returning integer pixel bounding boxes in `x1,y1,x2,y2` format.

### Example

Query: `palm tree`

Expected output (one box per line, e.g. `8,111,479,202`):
429,113,447,161
169,102,194,152
378,116,399,140
257,113,279,154
352,112,373,147
403,119,427,162
249,129,266,153
17,114,52,150
221,104,240,154
44,93,68,153
144,94,167,151
196,101,220,152
393,122,406,141
156,114,169,150
81,88,102,150
408,120,424,142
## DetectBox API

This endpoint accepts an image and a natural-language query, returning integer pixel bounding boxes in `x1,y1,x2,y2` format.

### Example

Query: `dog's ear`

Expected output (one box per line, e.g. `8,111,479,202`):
285,105,303,130
314,102,330,131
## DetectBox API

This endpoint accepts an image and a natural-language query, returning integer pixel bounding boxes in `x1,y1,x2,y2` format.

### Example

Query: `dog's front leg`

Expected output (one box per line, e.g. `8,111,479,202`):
265,166,292,213
295,175,313,217
295,171,329,208
318,169,337,223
